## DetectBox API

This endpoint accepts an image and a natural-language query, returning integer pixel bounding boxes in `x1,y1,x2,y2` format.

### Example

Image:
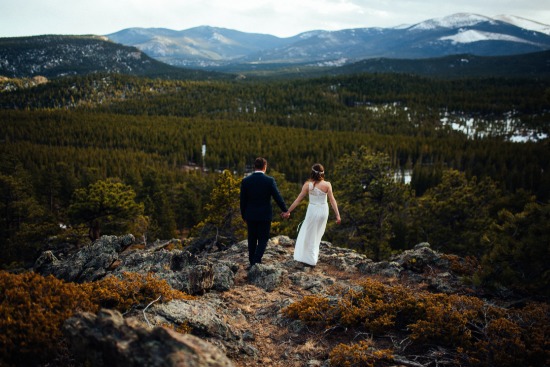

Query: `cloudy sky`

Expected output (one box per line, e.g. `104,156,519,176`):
1,0,549,38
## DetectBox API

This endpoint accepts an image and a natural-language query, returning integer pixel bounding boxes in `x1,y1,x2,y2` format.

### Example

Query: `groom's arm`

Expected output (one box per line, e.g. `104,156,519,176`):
270,178,288,212
239,181,247,220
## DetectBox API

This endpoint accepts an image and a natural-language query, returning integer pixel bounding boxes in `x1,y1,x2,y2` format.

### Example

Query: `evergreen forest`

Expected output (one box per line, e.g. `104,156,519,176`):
1,71,549,297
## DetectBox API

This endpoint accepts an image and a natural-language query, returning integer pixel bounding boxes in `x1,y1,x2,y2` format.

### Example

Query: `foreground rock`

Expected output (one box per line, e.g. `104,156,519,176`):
64,308,234,367
35,234,478,367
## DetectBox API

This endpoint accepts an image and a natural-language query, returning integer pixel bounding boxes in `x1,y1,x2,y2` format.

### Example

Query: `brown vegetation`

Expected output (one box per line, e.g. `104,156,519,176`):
283,278,549,367
0,271,192,366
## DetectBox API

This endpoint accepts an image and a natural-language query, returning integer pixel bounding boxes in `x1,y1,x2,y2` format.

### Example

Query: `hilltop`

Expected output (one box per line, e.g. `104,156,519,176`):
3,234,542,366
0,35,228,79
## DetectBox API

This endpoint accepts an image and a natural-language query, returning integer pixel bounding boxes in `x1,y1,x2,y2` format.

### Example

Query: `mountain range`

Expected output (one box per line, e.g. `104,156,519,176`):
106,13,550,70
1,13,549,79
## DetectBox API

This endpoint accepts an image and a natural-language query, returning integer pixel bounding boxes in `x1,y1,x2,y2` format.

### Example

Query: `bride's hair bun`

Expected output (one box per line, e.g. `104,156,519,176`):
310,163,325,180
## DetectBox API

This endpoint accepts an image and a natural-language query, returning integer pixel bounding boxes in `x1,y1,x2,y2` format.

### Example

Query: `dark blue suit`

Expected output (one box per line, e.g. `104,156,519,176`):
240,171,287,265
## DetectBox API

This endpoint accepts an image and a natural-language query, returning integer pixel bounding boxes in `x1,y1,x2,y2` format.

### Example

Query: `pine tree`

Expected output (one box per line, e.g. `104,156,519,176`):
479,200,550,296
409,170,501,257
68,178,144,241
329,146,414,260
191,170,246,246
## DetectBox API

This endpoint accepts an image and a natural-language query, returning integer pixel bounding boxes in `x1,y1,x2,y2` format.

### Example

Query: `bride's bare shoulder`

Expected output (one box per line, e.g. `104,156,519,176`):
316,180,330,191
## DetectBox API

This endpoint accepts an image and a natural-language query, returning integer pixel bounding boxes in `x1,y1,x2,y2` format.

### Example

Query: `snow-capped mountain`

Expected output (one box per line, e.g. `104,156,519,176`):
493,14,550,35
409,13,496,31
107,13,550,69
108,26,296,67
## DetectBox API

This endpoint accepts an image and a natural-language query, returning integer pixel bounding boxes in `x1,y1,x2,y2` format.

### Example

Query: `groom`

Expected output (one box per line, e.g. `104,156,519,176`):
240,157,288,268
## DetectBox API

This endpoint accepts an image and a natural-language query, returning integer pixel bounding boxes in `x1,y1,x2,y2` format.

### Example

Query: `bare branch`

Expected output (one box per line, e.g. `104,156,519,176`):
143,295,162,328
393,356,427,367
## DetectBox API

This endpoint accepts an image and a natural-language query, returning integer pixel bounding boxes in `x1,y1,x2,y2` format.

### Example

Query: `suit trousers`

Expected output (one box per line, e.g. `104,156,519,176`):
247,220,271,265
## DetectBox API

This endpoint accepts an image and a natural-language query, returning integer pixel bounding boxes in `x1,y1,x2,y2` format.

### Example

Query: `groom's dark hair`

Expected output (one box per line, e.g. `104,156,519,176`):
254,157,267,170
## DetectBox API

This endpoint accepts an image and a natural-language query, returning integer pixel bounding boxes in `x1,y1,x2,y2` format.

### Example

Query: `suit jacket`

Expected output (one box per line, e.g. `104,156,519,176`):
240,172,287,222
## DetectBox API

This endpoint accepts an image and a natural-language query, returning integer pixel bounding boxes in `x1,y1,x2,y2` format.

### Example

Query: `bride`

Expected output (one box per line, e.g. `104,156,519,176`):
283,163,341,266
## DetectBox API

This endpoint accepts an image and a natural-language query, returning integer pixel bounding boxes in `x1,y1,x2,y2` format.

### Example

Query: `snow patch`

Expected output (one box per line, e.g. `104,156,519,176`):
439,30,537,45
494,14,550,36
313,58,348,67
211,32,233,44
410,13,493,31
440,110,548,142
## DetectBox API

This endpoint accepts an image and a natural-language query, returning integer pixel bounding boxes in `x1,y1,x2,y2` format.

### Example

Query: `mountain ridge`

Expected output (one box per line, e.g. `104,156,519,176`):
106,13,550,69
0,35,227,79
2,13,550,80
327,50,550,78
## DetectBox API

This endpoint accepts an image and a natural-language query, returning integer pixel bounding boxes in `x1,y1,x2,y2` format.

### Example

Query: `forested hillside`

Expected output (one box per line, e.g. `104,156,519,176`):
326,50,550,79
0,35,226,79
0,72,548,297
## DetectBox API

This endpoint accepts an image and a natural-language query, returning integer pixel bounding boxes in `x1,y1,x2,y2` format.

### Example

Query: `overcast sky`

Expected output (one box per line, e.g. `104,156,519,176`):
1,0,549,38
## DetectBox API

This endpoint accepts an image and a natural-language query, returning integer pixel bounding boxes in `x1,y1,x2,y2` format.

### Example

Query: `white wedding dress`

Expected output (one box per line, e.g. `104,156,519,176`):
293,182,329,266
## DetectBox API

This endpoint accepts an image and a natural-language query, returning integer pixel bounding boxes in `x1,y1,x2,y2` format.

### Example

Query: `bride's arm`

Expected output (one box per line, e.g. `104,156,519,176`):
327,182,341,224
287,182,309,214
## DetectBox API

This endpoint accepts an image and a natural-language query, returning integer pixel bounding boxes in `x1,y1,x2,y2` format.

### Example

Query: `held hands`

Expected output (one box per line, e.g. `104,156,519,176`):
281,211,291,219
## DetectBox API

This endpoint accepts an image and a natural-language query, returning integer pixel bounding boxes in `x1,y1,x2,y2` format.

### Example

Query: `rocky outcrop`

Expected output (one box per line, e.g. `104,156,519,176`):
34,234,216,295
35,234,475,366
114,248,214,295
35,234,135,282
359,242,466,294
63,308,234,367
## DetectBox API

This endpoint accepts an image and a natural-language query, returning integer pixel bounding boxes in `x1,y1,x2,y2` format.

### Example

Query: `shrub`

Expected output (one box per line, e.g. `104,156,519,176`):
284,279,425,333
441,254,480,276
283,295,336,326
469,302,549,367
338,279,424,332
284,278,549,367
0,271,97,366
0,271,193,366
80,271,194,312
329,340,393,367
408,294,488,348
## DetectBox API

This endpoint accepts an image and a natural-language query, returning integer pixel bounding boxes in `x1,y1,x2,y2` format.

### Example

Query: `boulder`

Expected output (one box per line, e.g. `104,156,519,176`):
288,272,334,294
152,299,240,342
247,264,287,292
391,242,449,273
357,260,402,278
212,261,237,291
270,235,295,247
63,308,234,367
